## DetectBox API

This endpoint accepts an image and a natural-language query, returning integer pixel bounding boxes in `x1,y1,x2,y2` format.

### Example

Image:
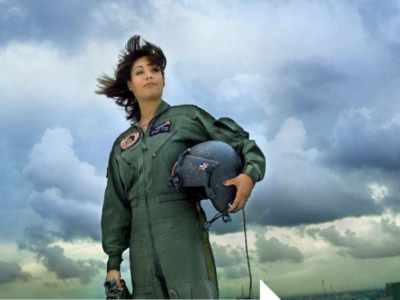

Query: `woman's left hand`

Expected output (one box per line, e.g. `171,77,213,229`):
223,173,255,213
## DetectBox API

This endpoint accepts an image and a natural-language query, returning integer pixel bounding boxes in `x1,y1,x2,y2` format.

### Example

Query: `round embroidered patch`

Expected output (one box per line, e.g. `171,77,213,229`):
120,132,140,150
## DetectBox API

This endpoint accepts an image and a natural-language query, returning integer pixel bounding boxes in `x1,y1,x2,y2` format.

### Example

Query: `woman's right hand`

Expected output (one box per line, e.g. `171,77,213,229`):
104,269,123,298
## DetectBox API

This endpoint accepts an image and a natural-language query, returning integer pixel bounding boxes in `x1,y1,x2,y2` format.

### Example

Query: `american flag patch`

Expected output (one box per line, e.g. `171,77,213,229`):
199,162,209,170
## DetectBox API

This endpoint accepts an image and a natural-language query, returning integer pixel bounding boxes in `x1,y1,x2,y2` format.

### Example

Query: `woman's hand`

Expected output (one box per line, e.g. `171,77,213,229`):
223,173,255,213
104,269,123,298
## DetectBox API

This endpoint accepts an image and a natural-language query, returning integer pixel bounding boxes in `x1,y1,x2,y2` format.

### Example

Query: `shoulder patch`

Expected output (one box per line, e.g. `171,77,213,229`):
120,132,140,150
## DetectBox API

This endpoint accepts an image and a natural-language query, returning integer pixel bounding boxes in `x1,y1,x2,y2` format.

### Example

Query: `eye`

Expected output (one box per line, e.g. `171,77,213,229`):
136,70,143,75
153,67,161,72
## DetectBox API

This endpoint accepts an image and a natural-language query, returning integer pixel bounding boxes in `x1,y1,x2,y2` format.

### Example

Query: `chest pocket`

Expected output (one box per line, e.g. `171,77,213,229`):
151,128,179,159
116,144,141,197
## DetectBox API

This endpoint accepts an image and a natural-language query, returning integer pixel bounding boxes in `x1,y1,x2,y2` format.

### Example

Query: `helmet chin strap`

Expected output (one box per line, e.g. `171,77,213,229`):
202,207,232,231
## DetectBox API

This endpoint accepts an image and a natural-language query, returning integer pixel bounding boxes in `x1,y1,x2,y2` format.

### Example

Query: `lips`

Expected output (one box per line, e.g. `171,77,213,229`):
144,82,156,87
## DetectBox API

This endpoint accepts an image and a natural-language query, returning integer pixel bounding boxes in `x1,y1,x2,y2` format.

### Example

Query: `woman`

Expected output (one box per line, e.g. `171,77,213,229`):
97,35,266,299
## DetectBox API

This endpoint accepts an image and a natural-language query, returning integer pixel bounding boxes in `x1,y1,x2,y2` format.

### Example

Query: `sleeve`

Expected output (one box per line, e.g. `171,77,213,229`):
101,141,132,272
187,106,266,185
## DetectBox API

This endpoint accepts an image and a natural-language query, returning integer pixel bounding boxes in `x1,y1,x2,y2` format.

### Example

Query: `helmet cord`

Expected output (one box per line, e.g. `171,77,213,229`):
202,211,232,231
243,208,252,299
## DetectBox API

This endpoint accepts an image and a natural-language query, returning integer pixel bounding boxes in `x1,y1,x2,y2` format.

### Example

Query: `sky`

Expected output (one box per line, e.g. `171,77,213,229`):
1,0,400,298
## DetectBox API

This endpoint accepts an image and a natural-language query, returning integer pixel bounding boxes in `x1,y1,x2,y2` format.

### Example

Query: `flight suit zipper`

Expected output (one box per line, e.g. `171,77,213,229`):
139,121,167,286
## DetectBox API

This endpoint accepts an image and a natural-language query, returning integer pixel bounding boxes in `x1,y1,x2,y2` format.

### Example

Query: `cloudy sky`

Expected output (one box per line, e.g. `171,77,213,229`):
1,0,400,298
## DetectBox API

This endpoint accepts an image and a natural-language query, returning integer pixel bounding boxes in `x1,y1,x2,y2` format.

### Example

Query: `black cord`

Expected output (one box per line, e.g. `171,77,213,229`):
202,207,252,298
202,211,232,231
243,208,252,299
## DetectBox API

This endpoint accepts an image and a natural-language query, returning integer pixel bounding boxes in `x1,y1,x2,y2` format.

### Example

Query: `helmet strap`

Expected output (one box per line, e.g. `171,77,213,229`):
202,209,232,231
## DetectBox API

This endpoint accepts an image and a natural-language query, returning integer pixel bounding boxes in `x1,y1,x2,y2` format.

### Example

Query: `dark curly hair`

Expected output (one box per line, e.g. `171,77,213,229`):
96,35,167,120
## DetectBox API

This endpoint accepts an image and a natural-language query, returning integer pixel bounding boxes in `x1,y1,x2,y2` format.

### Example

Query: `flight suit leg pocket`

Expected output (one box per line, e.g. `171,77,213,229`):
190,279,219,299
167,283,191,299
132,285,155,299
180,282,192,299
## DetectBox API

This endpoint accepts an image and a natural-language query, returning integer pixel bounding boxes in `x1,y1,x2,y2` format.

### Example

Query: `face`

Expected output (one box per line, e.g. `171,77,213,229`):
127,56,165,102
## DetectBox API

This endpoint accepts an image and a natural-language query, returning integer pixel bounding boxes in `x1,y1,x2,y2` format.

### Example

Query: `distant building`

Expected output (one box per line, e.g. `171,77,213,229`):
378,297,393,300
236,283,250,299
387,281,400,300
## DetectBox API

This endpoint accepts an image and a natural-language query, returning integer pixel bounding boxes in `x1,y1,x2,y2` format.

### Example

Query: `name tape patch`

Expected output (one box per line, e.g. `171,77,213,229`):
149,121,171,137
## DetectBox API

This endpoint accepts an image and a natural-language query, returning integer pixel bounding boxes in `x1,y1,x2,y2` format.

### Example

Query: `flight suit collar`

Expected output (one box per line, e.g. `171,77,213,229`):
131,99,170,128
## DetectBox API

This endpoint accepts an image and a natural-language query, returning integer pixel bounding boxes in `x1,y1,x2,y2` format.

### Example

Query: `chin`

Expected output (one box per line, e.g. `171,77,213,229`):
142,94,163,101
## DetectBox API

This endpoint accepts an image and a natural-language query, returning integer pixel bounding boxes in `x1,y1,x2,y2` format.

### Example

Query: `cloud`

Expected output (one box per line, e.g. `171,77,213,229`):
23,126,104,241
36,246,103,285
17,222,104,285
15,127,106,284
359,0,400,46
212,73,274,128
19,242,104,285
27,188,101,241
308,220,400,259
212,242,245,268
274,59,345,115
24,126,105,202
212,243,249,280
0,0,94,49
255,235,303,264
381,217,400,239
325,108,400,171
0,261,31,285
246,117,382,227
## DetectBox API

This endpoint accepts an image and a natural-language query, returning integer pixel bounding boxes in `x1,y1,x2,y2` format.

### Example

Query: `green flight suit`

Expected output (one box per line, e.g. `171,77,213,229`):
101,100,266,299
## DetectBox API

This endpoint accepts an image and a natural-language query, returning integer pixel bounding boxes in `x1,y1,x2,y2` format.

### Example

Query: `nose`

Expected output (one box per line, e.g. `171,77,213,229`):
145,71,153,79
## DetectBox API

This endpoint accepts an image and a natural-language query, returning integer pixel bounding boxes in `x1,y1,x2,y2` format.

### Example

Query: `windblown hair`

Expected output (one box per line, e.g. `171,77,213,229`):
96,35,167,120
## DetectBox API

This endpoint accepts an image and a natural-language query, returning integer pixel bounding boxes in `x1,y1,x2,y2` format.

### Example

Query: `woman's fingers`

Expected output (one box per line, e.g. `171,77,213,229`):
224,174,254,213
104,272,124,298
228,191,248,213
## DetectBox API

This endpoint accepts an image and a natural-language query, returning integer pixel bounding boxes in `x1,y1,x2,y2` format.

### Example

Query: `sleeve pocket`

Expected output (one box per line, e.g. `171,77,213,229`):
213,117,249,141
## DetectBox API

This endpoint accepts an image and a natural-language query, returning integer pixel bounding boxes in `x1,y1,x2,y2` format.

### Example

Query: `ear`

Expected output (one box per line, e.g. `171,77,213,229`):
127,80,132,91
163,77,166,87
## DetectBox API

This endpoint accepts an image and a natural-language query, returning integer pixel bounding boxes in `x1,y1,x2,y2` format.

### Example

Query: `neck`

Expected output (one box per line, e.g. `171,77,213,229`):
137,98,161,125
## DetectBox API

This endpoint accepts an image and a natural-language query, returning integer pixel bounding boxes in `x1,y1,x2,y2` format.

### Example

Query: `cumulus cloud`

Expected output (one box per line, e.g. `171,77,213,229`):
325,108,400,171
16,127,106,284
212,243,249,280
0,0,97,48
0,261,31,285
23,127,105,202
212,242,245,268
381,217,400,239
307,220,400,259
255,235,303,264
246,117,382,227
28,188,101,241
212,73,274,127
359,0,400,46
18,237,103,285
274,59,345,115
23,126,104,241
36,246,103,284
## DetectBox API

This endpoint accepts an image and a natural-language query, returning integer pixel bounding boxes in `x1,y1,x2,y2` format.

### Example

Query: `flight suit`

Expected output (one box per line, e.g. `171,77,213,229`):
101,100,266,299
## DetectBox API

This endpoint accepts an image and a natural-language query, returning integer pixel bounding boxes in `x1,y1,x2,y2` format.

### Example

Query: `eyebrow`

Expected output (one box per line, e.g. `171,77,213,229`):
132,63,155,71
